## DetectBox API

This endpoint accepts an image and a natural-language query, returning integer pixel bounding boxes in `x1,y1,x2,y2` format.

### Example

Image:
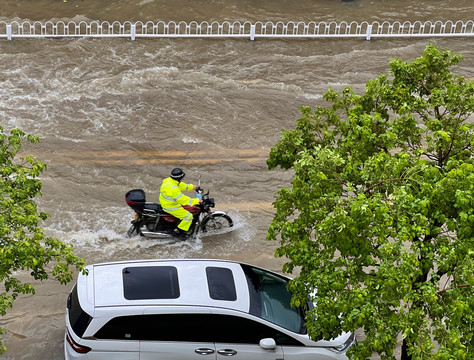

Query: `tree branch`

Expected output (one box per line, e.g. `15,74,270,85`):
437,284,471,295
364,178,405,193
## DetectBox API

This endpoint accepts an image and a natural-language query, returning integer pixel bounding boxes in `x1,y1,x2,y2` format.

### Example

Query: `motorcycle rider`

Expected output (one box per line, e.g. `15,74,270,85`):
159,168,202,238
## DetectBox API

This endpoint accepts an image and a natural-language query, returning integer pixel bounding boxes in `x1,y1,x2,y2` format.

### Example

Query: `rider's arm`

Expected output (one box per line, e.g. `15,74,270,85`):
178,182,194,192
175,191,200,206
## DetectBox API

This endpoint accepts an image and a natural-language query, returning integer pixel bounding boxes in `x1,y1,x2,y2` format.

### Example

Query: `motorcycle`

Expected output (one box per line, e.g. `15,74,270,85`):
125,186,233,240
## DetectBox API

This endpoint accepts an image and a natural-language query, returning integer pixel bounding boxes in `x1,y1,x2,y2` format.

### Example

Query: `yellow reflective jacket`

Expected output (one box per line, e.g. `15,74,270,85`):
159,177,199,211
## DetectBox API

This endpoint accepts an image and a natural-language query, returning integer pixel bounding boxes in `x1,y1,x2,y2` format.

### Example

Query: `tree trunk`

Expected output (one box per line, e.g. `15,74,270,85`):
401,339,412,360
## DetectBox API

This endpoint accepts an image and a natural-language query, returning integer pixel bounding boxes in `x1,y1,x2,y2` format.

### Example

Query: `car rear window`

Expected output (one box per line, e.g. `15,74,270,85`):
206,266,237,301
122,266,179,300
67,285,92,337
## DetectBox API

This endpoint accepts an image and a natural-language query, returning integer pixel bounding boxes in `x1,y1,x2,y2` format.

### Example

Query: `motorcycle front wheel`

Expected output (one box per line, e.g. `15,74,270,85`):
200,213,233,233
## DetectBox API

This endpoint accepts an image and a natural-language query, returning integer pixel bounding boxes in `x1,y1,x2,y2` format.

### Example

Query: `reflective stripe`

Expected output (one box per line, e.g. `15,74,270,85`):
160,193,182,202
182,214,193,221
163,206,182,211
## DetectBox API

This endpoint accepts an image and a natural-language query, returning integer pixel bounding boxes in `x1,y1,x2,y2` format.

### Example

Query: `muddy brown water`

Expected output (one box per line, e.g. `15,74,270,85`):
0,0,473,359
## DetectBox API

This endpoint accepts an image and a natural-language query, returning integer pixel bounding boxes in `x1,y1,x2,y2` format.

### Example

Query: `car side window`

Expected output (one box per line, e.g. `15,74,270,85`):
95,314,213,341
241,264,307,334
94,314,303,346
211,314,303,346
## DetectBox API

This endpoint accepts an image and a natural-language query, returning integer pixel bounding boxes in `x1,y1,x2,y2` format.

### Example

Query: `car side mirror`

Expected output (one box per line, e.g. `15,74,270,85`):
259,338,277,350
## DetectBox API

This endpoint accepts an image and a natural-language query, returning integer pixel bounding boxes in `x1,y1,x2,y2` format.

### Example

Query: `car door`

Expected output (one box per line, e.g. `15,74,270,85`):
214,342,283,360
140,341,216,360
139,309,217,360
212,314,285,360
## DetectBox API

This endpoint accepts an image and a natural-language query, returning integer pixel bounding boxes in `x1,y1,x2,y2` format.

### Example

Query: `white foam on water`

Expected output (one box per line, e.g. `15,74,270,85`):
301,93,323,100
121,65,180,85
45,225,206,262
182,136,202,144
54,135,86,143
41,206,253,262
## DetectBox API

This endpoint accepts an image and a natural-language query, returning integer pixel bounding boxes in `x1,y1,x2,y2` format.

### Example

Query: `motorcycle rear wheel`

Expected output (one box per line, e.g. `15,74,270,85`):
201,213,233,233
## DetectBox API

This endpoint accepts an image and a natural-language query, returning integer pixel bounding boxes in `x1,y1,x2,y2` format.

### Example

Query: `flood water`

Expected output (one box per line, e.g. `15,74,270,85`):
0,0,473,359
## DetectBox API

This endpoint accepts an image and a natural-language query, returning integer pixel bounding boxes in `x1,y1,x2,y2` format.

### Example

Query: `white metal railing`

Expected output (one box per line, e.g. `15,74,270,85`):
0,20,473,41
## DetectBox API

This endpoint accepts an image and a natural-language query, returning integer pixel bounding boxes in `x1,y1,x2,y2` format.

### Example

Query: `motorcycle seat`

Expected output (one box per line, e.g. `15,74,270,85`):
143,202,164,214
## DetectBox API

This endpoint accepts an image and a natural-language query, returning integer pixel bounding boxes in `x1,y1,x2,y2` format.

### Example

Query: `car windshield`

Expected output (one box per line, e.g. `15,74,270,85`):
241,264,306,334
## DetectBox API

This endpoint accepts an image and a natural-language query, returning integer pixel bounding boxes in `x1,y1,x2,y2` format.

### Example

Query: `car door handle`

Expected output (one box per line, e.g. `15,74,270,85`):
217,349,237,356
195,348,215,355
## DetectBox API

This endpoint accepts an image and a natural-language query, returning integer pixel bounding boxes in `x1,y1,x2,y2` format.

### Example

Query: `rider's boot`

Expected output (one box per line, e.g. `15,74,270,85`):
172,228,187,240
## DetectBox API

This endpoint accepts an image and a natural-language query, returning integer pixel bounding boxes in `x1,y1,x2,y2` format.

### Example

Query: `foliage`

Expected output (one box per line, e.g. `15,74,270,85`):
267,44,474,359
0,127,85,353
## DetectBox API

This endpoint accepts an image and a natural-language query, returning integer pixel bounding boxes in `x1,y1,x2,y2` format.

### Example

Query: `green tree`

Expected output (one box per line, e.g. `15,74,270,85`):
267,44,474,360
0,127,85,353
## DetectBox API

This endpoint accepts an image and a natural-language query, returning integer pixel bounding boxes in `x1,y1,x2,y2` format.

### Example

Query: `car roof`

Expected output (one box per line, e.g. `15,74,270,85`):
78,259,252,314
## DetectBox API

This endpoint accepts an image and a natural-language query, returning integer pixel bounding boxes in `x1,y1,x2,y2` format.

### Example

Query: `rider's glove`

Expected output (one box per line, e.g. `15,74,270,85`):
195,194,202,200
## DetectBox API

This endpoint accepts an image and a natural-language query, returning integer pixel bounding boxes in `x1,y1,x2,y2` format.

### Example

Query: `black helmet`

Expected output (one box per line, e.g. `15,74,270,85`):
170,168,185,180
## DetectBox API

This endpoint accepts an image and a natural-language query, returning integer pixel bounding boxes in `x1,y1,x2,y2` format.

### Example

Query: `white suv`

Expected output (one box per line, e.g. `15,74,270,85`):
65,259,355,359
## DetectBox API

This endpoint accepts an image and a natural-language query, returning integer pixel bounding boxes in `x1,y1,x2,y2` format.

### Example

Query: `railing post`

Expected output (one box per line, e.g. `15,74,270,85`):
365,24,372,40
250,24,255,41
131,23,136,40
7,24,12,40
